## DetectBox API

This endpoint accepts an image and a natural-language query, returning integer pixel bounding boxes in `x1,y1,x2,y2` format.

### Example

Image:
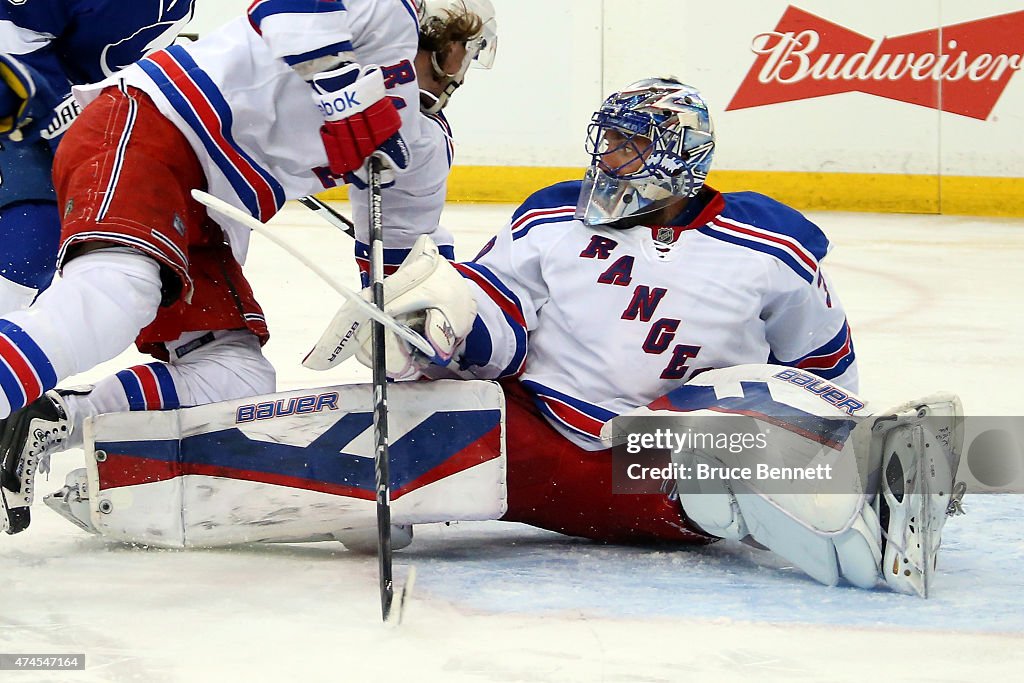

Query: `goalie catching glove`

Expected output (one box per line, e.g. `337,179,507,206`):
303,235,477,379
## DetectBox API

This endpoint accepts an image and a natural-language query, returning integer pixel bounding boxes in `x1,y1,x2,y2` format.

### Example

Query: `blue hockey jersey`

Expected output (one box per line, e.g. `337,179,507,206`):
0,0,196,137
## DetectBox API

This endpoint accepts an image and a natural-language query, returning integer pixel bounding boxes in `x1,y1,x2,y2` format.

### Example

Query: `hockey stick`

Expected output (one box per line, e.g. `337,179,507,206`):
367,156,395,623
190,190,442,363
297,195,355,238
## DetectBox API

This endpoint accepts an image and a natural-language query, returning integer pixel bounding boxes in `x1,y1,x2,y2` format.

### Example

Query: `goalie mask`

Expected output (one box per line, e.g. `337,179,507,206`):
575,78,715,227
417,0,498,114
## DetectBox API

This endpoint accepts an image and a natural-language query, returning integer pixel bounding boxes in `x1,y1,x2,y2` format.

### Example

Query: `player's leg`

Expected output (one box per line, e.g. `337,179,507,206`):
623,364,965,596
1,83,206,417
38,329,274,534
2,251,274,535
0,202,61,311
53,330,275,452
1,84,209,532
500,380,713,544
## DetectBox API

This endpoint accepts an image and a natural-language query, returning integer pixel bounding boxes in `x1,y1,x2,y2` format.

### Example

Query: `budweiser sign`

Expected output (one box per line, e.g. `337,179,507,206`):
728,6,1024,119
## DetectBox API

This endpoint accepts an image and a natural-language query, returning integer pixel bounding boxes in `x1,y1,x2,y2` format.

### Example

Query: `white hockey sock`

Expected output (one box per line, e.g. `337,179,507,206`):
61,330,276,449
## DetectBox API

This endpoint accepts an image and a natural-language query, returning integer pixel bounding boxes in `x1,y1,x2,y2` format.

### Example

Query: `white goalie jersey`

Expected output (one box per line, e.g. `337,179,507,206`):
453,181,858,450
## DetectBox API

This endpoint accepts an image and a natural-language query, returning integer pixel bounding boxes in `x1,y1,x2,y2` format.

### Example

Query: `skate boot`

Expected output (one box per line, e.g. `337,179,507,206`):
1,391,71,534
870,393,967,597
44,467,97,534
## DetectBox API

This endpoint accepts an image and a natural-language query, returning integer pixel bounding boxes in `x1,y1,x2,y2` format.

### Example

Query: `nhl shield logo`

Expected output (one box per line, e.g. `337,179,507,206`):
172,214,186,236
656,226,677,245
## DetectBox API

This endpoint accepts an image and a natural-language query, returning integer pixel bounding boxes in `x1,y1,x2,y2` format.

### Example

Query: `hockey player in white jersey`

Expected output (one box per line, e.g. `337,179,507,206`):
302,77,965,595
347,0,497,279
0,0,495,534
8,73,965,596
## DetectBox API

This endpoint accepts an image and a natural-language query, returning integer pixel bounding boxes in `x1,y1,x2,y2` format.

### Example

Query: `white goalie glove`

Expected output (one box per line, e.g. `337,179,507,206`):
303,235,477,379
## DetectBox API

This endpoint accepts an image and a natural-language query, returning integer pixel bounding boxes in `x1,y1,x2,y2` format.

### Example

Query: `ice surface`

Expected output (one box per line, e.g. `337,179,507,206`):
3,202,1023,681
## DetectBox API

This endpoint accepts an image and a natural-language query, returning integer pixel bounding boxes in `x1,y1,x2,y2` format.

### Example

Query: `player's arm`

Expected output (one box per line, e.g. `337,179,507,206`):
246,0,357,77
763,263,859,392
347,113,455,277
247,0,408,178
449,224,548,379
302,221,550,381
0,53,65,140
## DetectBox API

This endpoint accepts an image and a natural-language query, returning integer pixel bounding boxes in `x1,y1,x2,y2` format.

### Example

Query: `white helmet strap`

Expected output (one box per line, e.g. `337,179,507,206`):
422,43,474,114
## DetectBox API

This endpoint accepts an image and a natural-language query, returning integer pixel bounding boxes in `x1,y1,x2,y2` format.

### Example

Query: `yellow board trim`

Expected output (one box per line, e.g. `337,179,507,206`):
318,167,1024,217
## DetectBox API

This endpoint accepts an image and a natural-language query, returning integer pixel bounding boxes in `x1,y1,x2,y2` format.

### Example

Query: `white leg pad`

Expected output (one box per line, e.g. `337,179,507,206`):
677,475,748,540
76,380,506,548
683,484,879,588
833,503,883,589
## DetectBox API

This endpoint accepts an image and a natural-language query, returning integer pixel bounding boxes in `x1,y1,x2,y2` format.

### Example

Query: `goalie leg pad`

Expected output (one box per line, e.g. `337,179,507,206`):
682,485,881,589
611,366,964,595
630,364,883,588
70,380,506,548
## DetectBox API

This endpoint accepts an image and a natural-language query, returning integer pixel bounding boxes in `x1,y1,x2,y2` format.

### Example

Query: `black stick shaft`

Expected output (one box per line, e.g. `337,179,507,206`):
368,157,393,621
297,195,356,238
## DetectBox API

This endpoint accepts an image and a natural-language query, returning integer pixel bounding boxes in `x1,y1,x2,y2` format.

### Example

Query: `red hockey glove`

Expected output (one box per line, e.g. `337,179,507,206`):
311,63,406,177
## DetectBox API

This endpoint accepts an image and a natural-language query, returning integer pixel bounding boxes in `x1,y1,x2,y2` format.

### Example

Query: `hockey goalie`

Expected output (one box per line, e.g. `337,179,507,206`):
13,363,964,599
1,77,966,597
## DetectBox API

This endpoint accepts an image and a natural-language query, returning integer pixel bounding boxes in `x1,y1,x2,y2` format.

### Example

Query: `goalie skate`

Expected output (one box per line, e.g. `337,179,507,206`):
43,468,97,534
872,394,966,598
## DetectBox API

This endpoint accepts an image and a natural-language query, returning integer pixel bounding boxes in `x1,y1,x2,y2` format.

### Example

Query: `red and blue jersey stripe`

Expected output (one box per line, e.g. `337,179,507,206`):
510,204,578,241
508,181,582,241
138,46,286,223
698,192,830,283
455,261,528,376
521,380,617,444
700,216,819,283
771,320,856,381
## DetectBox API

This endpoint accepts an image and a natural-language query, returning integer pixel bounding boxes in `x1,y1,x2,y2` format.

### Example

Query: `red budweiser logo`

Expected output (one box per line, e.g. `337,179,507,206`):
728,6,1024,119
